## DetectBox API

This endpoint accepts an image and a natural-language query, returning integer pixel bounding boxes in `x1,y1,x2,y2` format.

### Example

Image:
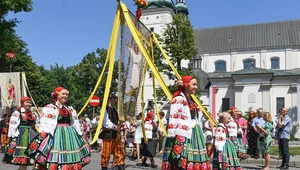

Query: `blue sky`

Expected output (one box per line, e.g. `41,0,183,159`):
8,0,300,68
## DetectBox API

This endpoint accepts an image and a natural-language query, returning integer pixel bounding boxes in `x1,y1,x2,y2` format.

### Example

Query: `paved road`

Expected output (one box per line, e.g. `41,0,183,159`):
0,152,299,170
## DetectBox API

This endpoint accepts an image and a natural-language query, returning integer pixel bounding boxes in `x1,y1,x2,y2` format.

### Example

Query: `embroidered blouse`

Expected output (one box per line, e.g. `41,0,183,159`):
38,102,82,135
215,123,228,151
227,118,238,137
8,107,38,138
167,92,193,139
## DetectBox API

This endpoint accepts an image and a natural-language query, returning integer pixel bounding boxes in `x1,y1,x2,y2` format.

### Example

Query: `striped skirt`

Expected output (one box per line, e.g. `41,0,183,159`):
2,125,37,165
212,140,241,170
25,125,91,170
234,137,248,158
162,124,210,170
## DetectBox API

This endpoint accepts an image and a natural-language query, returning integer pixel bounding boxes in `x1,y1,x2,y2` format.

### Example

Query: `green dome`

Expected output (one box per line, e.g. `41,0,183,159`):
175,2,189,15
147,0,174,8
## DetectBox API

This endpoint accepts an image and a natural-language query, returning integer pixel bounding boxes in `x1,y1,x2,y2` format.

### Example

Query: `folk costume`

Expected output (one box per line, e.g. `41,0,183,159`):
99,93,125,170
2,97,38,166
213,122,241,170
162,76,210,170
141,111,158,168
25,87,91,170
228,117,247,159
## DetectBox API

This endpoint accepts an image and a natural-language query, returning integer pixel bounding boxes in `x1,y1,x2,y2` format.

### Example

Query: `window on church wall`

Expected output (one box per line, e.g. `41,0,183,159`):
276,97,285,115
271,57,280,69
214,60,226,72
243,58,256,69
222,98,230,111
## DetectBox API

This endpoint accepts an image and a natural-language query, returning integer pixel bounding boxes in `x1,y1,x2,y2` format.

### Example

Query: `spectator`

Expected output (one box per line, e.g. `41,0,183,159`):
251,108,265,159
157,111,167,154
134,112,142,162
256,112,273,170
202,112,214,151
247,110,257,158
277,108,292,169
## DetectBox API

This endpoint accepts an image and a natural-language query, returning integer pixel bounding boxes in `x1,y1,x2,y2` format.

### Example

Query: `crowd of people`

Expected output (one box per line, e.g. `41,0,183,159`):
0,76,293,170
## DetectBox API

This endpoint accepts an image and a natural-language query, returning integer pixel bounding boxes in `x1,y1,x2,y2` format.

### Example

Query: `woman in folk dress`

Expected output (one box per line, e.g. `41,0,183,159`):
2,97,38,170
25,87,91,170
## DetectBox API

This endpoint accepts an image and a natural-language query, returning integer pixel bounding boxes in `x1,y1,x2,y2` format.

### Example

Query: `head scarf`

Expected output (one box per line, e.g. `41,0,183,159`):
52,86,65,103
20,96,31,105
145,111,154,122
172,76,194,99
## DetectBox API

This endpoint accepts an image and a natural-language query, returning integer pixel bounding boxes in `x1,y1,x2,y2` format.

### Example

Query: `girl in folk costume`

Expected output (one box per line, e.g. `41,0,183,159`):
141,111,158,168
2,97,38,170
25,87,91,170
213,112,241,170
162,76,210,170
228,107,248,159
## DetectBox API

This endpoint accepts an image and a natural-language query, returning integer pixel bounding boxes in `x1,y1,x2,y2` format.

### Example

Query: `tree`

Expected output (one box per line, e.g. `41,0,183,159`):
0,0,33,68
68,48,119,116
154,13,198,100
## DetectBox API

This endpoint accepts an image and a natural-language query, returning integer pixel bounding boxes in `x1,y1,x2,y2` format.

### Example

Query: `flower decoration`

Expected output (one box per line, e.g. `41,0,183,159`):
6,52,16,59
134,0,148,20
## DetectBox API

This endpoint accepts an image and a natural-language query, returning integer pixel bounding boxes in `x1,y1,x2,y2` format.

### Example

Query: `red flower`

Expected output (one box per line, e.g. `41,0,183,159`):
207,161,211,169
181,158,187,168
30,142,38,151
21,157,27,164
161,162,165,169
168,124,174,129
14,157,21,163
6,52,16,59
180,114,185,120
10,141,16,147
237,167,242,170
171,99,176,104
84,157,90,164
216,128,220,132
73,163,82,170
37,156,45,163
222,163,228,169
47,114,53,118
21,114,27,120
201,162,208,170
40,131,47,139
173,113,178,118
165,162,170,170
187,163,193,170
178,107,183,112
173,144,182,155
194,163,201,170
50,164,57,170
176,135,185,143
8,148,14,155
62,165,69,170
182,125,188,130
218,137,224,141
179,99,184,104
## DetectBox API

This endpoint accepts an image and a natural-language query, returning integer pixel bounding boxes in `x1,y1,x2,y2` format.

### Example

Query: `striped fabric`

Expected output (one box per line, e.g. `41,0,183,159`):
234,137,248,158
25,126,91,170
2,125,37,165
212,140,241,170
162,124,210,170
101,132,124,168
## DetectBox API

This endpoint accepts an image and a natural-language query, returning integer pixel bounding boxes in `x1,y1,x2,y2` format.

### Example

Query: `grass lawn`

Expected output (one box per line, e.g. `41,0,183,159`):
269,146,300,155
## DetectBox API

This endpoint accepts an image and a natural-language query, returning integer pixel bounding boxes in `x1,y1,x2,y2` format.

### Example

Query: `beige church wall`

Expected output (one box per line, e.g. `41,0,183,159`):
238,85,262,113
293,49,300,69
140,12,173,37
270,86,293,121
215,86,234,112
202,53,231,72
261,50,285,69
199,91,209,108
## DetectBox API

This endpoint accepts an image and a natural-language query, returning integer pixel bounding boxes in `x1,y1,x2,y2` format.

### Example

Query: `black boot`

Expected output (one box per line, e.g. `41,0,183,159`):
142,158,149,167
101,167,108,170
150,158,158,168
117,164,125,170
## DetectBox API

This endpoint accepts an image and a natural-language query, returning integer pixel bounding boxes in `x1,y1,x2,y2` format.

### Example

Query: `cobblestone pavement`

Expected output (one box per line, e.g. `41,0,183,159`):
0,152,299,170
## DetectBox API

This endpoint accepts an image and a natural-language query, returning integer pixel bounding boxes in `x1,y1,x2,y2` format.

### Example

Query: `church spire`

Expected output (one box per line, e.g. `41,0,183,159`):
175,0,189,15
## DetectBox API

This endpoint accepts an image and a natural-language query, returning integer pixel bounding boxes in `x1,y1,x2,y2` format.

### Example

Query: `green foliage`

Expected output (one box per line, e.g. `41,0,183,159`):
153,13,198,100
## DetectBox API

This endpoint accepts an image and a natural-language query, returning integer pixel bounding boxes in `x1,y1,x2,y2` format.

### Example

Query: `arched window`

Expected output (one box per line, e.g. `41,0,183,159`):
271,57,280,69
243,58,255,69
215,60,226,72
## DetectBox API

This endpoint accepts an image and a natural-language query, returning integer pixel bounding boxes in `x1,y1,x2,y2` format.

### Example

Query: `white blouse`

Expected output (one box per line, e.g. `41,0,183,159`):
8,107,38,138
38,102,82,135
227,119,238,137
215,123,227,151
167,93,193,139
